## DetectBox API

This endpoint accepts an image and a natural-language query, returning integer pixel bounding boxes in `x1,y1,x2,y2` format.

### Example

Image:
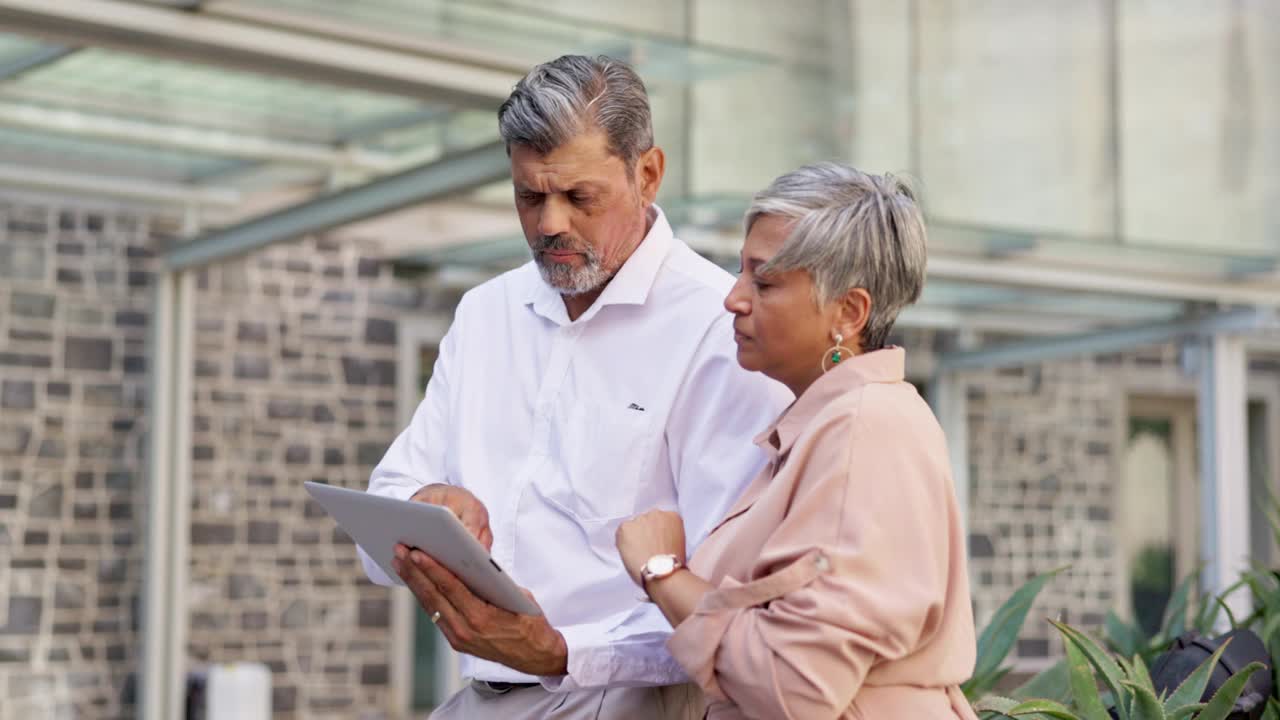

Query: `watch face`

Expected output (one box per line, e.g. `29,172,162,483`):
648,555,676,576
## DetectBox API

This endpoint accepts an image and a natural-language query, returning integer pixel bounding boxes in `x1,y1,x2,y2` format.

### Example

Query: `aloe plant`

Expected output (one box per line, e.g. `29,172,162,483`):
975,621,1265,720
1103,568,1223,663
969,567,1222,706
963,567,1067,702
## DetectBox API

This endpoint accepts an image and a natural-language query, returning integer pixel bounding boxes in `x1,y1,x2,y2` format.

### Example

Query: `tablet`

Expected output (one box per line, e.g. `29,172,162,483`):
303,481,541,616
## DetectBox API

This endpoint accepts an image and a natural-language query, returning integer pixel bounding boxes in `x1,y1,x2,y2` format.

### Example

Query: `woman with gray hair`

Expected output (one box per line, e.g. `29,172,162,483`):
617,163,979,719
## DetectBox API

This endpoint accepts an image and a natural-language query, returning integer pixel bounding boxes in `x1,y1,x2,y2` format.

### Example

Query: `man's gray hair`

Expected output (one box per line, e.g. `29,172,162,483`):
498,55,654,171
746,162,927,351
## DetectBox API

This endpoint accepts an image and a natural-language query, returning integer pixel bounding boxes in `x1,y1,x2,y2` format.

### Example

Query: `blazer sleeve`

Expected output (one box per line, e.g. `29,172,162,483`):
667,401,955,720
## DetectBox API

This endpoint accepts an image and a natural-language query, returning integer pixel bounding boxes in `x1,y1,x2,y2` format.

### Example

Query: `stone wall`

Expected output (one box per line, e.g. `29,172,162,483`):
185,234,459,719
0,193,460,719
964,345,1280,664
0,198,161,718
965,355,1124,662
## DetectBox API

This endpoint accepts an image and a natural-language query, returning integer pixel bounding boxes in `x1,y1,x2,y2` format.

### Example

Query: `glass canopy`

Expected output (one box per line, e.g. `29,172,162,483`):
0,0,1275,338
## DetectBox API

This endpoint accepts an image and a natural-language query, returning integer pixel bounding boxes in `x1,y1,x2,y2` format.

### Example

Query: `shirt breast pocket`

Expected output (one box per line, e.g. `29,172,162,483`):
547,401,658,522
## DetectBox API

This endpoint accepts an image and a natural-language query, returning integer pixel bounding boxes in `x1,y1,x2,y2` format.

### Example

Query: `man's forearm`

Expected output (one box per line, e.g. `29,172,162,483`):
516,628,568,676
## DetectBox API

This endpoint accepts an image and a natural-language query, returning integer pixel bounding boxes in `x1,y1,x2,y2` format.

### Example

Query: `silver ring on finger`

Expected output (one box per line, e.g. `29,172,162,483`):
430,610,442,625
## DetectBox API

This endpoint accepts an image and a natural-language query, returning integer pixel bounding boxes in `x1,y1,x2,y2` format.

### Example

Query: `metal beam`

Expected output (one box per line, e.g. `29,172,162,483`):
0,101,401,171
402,224,1280,308
937,307,1280,372
897,305,1095,336
0,162,239,207
0,44,77,81
0,0,519,108
167,139,510,270
928,254,1280,307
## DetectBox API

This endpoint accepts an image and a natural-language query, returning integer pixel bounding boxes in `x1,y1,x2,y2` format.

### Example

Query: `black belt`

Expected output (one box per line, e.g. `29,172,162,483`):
472,680,540,695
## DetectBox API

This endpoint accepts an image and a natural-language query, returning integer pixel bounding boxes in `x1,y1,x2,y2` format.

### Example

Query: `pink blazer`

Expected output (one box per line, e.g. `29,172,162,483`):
668,348,979,719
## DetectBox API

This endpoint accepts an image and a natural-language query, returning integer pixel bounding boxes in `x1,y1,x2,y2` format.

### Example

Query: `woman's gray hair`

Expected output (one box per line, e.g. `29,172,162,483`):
746,162,927,351
498,55,654,171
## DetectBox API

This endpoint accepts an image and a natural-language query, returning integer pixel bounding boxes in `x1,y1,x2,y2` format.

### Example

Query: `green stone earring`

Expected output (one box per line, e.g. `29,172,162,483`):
821,333,851,373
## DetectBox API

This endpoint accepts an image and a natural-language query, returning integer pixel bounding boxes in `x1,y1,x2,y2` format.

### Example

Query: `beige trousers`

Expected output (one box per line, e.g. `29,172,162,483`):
429,680,705,720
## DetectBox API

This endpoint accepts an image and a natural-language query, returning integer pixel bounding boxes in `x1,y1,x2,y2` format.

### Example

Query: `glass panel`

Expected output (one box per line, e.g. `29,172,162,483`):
0,33,53,67
1122,416,1177,636
0,126,232,181
237,0,771,82
1120,2,1280,253
2,48,433,143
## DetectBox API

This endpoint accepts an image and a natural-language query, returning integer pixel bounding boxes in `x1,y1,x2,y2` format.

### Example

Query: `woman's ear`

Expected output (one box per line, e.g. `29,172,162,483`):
838,288,872,350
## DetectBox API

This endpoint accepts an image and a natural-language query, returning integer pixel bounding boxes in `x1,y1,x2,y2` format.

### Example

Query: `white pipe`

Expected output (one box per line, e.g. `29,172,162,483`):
140,271,176,720
165,269,196,720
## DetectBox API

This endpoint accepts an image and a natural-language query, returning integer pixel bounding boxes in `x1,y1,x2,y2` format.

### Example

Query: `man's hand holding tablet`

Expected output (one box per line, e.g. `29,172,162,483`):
304,481,570,677
409,483,493,551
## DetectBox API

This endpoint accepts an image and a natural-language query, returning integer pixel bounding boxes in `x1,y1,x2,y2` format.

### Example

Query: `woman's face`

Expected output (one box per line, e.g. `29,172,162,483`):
724,215,851,395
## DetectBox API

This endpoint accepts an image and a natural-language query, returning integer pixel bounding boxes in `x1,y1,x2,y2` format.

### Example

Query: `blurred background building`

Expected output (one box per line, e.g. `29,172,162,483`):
0,0,1277,718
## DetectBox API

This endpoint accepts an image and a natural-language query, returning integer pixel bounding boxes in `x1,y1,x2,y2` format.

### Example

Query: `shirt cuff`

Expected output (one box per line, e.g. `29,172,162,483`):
539,622,689,692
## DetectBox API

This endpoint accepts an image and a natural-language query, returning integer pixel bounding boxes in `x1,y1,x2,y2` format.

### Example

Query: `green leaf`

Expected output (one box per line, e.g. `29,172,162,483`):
1213,595,1239,629
1163,637,1232,713
968,567,1068,691
1005,699,1081,719
1168,704,1205,720
975,696,1021,714
1106,611,1142,658
1120,681,1164,720
1260,487,1280,551
1063,633,1110,720
1262,697,1280,720
1193,596,1222,634
1242,569,1280,608
965,667,1014,703
1159,571,1196,642
1051,620,1131,720
1261,612,1280,646
1195,661,1266,720
1129,655,1155,696
1113,655,1137,719
1013,659,1072,703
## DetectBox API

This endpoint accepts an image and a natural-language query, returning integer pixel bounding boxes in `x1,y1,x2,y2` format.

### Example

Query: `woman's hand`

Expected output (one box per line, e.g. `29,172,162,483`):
616,510,687,586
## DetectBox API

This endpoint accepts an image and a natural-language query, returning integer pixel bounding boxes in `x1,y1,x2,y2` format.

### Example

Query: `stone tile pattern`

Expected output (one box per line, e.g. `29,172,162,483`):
185,234,460,719
962,348,1187,664
0,200,160,718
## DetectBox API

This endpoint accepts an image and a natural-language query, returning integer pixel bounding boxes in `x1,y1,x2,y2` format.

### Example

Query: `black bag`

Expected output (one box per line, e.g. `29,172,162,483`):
1145,629,1273,720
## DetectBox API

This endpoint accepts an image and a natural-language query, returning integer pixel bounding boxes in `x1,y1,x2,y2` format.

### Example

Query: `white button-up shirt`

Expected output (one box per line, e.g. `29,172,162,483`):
360,207,791,690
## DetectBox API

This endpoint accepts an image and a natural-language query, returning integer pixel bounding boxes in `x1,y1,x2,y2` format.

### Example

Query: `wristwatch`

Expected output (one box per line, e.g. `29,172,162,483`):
640,554,683,589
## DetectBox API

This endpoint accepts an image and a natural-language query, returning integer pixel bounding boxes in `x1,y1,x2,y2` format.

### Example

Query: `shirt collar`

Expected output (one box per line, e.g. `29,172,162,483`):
753,347,907,456
523,204,674,325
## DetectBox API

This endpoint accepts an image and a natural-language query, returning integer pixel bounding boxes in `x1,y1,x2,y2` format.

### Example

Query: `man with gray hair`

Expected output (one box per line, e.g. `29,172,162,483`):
358,55,790,718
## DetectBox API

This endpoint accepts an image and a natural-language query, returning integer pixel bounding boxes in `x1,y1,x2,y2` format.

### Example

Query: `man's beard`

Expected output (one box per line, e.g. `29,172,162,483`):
530,234,611,296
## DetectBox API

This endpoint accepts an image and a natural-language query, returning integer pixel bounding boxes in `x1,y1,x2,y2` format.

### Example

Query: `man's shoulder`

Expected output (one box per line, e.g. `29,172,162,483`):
654,237,736,301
